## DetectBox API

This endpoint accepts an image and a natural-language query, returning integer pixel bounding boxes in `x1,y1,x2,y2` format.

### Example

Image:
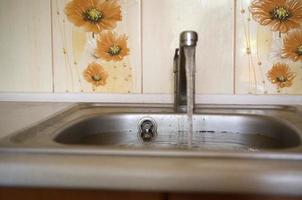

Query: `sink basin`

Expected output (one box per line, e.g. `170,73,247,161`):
1,103,302,157
54,113,299,151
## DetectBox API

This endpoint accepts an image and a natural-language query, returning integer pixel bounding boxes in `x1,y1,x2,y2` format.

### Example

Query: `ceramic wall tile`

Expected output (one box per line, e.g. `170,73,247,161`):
1,0,302,96
0,0,53,92
52,0,141,93
235,0,302,94
142,0,235,94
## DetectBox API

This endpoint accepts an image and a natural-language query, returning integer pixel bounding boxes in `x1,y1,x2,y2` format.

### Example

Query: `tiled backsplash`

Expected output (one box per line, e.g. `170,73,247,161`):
52,0,140,93
0,0,53,92
0,0,301,95
143,0,234,94
236,0,302,94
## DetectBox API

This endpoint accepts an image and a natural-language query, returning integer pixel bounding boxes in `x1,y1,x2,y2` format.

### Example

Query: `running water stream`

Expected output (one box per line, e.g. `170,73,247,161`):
183,46,195,148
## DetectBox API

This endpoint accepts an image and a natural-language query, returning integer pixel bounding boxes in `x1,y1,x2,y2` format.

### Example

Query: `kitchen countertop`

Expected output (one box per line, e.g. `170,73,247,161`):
1,102,302,196
0,102,72,139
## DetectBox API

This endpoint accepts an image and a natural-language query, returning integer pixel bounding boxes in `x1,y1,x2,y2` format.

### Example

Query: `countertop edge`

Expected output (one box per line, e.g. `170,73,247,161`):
1,153,302,196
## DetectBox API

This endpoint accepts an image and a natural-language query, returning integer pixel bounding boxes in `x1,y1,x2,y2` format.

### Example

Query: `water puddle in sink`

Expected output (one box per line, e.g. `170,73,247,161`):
72,129,286,152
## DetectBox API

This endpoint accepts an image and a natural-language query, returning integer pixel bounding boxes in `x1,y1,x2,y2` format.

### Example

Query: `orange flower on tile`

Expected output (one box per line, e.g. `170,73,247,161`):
267,63,296,89
282,29,302,62
64,0,122,33
83,62,108,86
95,31,129,62
249,0,302,33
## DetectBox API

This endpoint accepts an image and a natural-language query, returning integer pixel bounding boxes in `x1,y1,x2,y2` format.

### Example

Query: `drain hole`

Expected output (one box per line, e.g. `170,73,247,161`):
138,118,157,143
140,131,156,142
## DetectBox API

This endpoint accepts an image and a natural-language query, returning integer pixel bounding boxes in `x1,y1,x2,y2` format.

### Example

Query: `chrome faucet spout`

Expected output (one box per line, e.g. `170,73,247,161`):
174,31,198,113
180,31,198,47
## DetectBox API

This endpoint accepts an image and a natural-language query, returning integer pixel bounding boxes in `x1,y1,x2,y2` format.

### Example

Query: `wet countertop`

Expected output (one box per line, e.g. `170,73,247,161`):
1,102,302,196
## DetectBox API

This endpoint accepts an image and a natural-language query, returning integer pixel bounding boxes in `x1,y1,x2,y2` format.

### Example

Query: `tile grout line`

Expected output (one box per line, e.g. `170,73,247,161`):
233,0,238,95
139,0,144,94
50,0,55,93
1,93,301,104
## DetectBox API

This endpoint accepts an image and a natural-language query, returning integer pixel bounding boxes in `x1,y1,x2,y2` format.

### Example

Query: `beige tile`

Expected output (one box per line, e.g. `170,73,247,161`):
235,0,302,94
52,0,141,93
0,0,53,92
142,0,235,94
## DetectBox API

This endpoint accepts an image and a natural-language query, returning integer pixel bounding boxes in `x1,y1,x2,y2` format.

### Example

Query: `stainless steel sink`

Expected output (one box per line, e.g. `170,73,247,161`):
1,103,302,158
54,112,299,151
2,103,302,195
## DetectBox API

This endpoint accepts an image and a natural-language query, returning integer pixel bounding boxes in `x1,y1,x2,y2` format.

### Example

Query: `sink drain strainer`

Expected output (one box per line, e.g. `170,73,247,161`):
138,117,157,143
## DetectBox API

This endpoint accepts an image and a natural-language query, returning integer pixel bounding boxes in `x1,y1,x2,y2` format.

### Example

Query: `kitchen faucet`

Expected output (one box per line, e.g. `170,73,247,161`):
174,31,198,113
